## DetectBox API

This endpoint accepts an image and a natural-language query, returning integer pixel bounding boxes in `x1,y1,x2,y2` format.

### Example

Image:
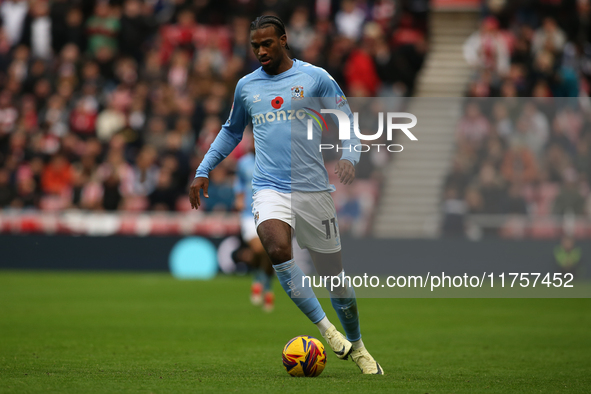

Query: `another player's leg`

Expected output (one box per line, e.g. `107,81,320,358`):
240,216,266,306
261,253,275,312
309,250,383,374
231,243,263,304
250,262,264,306
248,237,275,312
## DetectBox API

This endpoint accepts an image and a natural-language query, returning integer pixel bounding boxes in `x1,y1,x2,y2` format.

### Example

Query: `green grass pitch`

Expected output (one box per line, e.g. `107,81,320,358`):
1,271,590,393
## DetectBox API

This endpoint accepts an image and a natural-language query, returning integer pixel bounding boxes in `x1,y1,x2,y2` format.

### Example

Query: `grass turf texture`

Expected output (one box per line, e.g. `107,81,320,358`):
0,272,590,393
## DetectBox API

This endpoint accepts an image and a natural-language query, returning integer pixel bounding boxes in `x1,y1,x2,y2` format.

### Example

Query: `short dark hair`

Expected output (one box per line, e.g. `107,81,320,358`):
250,15,290,50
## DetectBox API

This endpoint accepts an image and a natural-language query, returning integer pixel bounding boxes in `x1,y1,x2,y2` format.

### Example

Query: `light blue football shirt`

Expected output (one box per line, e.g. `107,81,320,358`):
196,59,359,194
234,152,255,219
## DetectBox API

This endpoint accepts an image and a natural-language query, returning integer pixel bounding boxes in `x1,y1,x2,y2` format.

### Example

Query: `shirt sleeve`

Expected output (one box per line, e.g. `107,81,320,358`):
315,70,361,166
196,80,250,178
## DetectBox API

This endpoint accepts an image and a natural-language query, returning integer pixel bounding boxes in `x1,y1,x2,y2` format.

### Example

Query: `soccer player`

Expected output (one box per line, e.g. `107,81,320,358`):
234,132,275,312
190,15,383,375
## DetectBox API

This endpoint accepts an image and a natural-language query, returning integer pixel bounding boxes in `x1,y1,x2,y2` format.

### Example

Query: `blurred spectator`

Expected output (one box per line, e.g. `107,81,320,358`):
149,169,178,211
145,116,168,152
465,187,485,214
102,169,122,211
159,8,196,64
86,2,120,58
96,96,126,142
457,102,490,147
574,139,591,184
553,168,586,215
119,0,155,62
0,0,29,47
41,95,68,137
501,182,528,214
532,17,566,56
20,0,52,60
543,143,570,183
552,105,583,154
14,174,39,208
501,141,538,184
463,16,510,78
335,0,366,41
480,135,506,170
62,7,85,52
132,146,159,196
492,101,513,140
69,97,98,138
441,187,466,236
0,90,18,137
344,24,381,96
389,13,426,96
287,7,315,58
554,235,582,274
41,153,73,195
0,167,14,207
512,101,549,158
472,162,505,213
444,157,471,195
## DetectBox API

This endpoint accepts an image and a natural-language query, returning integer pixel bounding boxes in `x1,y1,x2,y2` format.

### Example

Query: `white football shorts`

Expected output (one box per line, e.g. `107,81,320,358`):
240,214,259,242
252,189,341,253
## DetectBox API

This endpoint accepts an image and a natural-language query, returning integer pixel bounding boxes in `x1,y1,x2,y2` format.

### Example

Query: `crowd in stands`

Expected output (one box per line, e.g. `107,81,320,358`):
444,1,591,237
0,0,427,235
463,1,588,98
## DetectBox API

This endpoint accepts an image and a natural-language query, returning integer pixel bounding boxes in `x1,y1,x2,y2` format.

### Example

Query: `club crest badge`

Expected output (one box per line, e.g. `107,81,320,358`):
291,85,304,100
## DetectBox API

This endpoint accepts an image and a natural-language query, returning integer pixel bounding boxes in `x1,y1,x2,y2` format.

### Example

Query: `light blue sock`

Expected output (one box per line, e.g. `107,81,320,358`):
273,259,325,323
329,271,361,341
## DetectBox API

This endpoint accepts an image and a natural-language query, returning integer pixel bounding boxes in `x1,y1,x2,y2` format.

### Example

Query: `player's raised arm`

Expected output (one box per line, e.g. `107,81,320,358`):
190,81,250,209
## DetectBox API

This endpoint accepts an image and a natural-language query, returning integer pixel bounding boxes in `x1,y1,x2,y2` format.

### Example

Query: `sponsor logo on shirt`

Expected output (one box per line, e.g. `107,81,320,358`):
252,109,308,125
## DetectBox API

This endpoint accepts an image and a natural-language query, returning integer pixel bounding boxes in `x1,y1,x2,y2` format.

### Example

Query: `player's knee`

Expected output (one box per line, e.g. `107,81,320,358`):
266,243,291,265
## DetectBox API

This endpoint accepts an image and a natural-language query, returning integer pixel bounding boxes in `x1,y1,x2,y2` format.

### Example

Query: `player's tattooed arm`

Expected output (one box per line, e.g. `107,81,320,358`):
189,177,209,209
335,160,355,185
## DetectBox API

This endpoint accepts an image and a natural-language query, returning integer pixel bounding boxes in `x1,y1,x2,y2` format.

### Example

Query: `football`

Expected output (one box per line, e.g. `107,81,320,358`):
282,335,327,377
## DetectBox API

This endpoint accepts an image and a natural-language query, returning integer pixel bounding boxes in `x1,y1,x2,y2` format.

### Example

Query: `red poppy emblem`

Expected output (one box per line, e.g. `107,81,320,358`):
271,96,284,109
